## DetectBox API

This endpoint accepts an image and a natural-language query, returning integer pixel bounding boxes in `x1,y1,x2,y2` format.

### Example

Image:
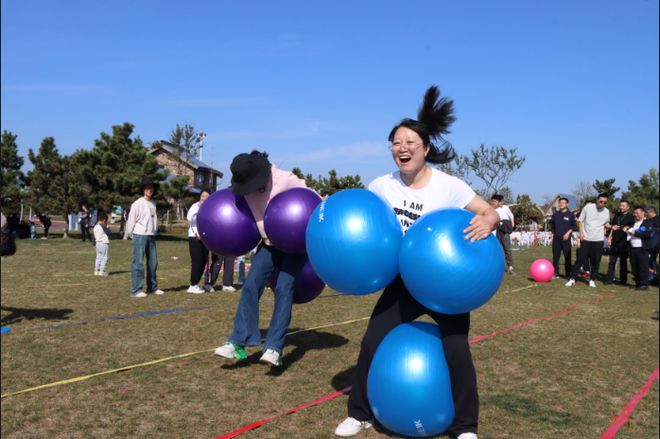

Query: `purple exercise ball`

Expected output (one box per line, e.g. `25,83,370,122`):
269,260,326,304
264,188,322,254
197,188,261,257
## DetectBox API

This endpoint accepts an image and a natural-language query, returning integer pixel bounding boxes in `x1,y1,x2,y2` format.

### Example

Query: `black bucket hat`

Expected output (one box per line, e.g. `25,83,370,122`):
230,152,271,196
140,176,158,195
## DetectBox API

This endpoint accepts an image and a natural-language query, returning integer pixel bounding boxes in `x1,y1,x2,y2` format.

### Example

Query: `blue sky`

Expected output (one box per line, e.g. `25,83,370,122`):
2,0,658,203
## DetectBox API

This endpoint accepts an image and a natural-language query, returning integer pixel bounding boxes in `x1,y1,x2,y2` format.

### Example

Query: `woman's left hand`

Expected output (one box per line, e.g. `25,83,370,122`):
464,215,494,243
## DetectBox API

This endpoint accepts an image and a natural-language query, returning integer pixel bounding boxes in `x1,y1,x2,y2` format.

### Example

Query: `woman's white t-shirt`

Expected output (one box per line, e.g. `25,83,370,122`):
368,167,476,232
187,202,201,238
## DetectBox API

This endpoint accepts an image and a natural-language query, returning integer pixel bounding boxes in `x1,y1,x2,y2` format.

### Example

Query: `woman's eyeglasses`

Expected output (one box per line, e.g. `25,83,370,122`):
389,141,423,152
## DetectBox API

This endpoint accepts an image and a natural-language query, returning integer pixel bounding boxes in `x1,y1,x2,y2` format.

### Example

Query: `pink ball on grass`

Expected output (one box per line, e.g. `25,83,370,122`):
530,258,555,283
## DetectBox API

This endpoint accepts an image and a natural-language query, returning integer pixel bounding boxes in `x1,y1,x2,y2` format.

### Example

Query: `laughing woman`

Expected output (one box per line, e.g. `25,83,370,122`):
334,86,499,439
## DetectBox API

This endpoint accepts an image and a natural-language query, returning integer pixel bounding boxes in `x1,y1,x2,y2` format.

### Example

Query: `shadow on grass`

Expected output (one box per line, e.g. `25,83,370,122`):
331,365,356,391
218,328,349,375
107,270,130,275
482,393,583,427
1,306,74,326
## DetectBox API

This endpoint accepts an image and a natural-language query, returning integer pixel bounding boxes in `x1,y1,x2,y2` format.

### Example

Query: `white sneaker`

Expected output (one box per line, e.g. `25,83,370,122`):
204,285,216,293
214,342,248,360
153,289,165,295
222,285,237,292
187,285,205,294
589,280,597,288
259,348,282,367
100,271,109,277
457,434,479,439
565,279,576,287
94,271,100,276
334,417,372,437
132,292,147,298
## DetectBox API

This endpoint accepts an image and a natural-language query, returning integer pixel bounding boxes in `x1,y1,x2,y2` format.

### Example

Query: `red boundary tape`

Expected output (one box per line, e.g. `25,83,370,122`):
600,367,659,439
215,292,617,438
215,387,351,439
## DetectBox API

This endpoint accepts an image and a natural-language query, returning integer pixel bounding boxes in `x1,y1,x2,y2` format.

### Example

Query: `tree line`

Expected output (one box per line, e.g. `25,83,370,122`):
0,123,368,236
4,123,653,234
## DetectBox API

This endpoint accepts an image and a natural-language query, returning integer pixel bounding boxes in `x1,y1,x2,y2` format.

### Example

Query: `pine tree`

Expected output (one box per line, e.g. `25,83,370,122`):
1,130,27,213
622,168,659,210
79,123,165,231
27,137,76,237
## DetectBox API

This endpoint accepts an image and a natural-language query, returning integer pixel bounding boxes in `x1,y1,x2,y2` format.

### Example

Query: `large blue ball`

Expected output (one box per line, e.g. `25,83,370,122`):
399,208,504,314
305,189,402,295
367,322,455,437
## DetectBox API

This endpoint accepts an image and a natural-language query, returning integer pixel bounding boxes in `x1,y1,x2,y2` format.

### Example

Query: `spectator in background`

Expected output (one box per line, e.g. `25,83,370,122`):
38,212,52,239
79,205,92,242
550,197,576,279
93,211,111,276
123,177,164,298
566,193,611,288
186,189,211,294
490,194,515,275
646,207,659,281
626,206,653,291
605,200,635,285
205,253,236,292
29,219,37,239
1,212,17,256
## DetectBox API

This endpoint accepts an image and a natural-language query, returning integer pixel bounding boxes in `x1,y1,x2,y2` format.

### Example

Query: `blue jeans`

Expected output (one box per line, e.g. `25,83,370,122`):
131,234,158,294
228,244,306,354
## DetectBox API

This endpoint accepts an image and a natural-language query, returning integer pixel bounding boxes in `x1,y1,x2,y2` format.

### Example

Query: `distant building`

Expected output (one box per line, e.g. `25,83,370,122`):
148,140,223,193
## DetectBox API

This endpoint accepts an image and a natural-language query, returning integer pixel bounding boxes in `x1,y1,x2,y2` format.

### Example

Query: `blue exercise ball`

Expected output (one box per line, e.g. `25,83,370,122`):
305,189,402,295
399,208,504,314
367,322,455,437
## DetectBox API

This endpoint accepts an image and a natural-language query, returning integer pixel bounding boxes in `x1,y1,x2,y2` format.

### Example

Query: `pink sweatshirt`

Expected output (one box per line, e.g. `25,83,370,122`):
244,165,307,245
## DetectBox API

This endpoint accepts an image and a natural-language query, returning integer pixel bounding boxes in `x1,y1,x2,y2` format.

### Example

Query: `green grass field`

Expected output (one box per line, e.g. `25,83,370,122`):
1,234,658,438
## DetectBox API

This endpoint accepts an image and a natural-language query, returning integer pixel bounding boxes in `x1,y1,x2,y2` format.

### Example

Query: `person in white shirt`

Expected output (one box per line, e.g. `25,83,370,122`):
335,86,498,439
123,177,164,298
93,212,111,276
490,194,516,275
186,189,210,294
565,193,611,288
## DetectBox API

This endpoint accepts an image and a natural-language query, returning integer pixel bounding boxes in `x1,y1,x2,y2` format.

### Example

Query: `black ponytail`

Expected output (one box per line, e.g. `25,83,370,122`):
388,85,456,164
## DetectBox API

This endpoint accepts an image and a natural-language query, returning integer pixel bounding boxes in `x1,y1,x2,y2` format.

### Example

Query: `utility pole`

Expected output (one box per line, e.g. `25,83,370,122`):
197,132,206,161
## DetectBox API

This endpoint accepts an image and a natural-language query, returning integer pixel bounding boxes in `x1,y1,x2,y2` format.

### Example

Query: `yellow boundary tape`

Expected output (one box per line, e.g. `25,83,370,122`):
1,317,370,399
2,285,541,398
508,284,539,293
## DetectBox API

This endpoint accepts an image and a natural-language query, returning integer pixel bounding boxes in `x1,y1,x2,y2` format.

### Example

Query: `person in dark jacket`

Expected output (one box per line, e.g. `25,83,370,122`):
626,206,653,291
38,212,52,239
645,207,659,282
605,200,635,285
550,197,577,279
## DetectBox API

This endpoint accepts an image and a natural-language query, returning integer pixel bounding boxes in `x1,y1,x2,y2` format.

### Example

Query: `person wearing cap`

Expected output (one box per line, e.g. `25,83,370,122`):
213,150,307,367
123,177,164,298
